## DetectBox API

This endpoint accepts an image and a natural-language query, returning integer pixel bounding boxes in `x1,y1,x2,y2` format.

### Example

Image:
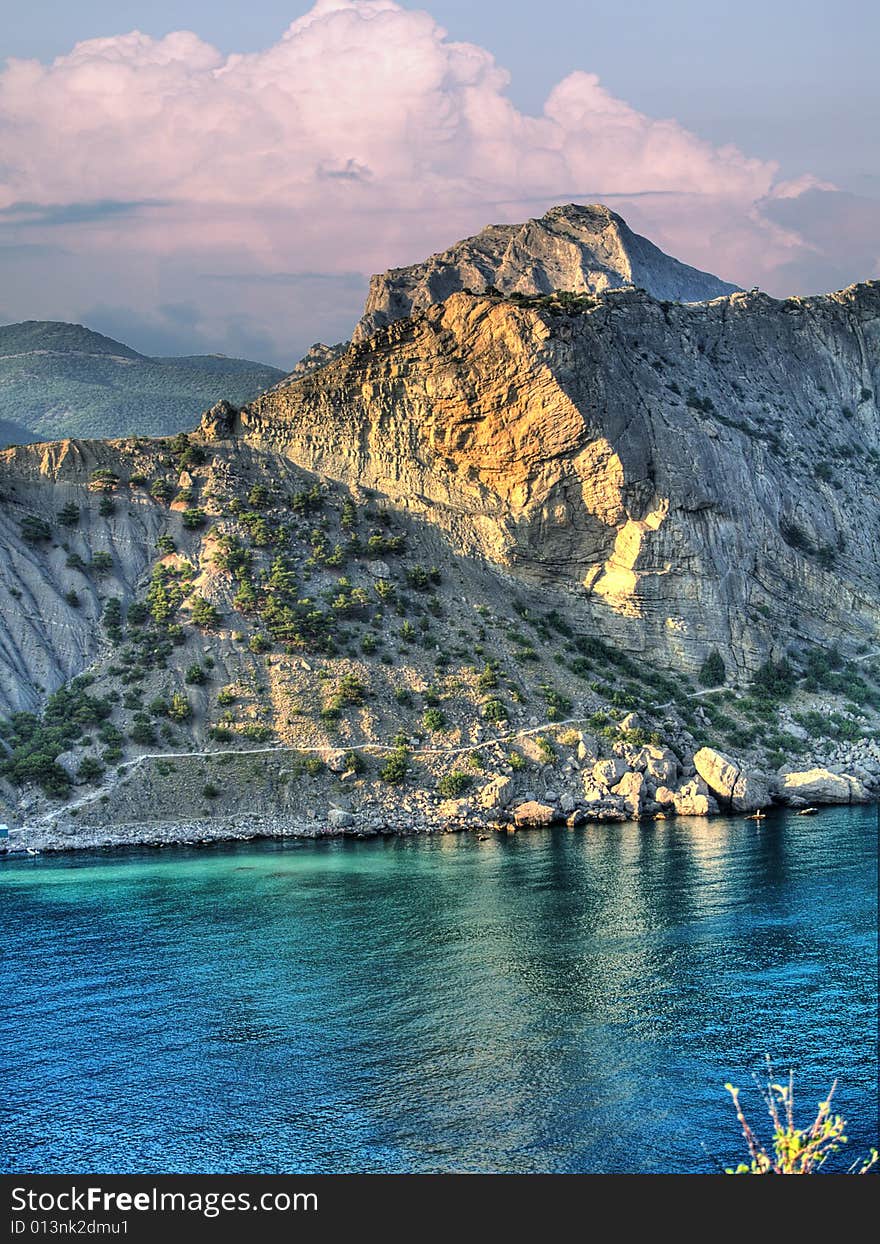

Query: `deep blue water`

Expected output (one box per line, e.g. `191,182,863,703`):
1,807,877,1174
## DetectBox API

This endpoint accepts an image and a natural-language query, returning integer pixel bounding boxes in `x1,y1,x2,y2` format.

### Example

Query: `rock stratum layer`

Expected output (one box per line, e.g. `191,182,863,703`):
223,279,880,677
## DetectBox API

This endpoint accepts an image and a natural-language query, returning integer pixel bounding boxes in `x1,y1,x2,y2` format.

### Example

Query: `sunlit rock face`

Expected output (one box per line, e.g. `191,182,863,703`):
230,277,880,677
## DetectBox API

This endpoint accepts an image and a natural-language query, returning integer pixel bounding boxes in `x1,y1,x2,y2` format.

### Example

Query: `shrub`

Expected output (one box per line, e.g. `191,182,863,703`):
185,664,207,685
202,782,220,799
477,663,499,691
77,756,105,784
752,657,796,700
698,648,726,687
535,736,556,763
379,747,409,785
150,479,173,503
90,468,119,488
483,698,507,723
725,1073,878,1175
90,552,113,575
190,595,221,628
437,771,472,798
20,515,51,544
58,503,80,527
167,692,191,722
182,507,207,529
423,707,446,731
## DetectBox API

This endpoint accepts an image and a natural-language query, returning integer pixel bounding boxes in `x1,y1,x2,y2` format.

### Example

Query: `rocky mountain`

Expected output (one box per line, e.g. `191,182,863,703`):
353,203,739,340
0,321,285,445
240,281,880,676
0,205,878,846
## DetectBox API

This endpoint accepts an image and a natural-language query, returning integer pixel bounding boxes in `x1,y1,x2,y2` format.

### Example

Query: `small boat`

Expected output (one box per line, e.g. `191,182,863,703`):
796,806,820,816
746,810,766,821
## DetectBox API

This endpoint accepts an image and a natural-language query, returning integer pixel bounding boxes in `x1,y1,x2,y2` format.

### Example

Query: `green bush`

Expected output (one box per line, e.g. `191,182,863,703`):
423,707,446,731
167,692,191,722
437,771,472,798
379,747,409,785
20,515,51,544
190,595,220,628
698,648,726,687
58,502,80,527
77,756,105,784
483,698,507,723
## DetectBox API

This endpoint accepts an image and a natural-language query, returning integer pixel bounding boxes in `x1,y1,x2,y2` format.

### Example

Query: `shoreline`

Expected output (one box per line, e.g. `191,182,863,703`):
2,796,874,857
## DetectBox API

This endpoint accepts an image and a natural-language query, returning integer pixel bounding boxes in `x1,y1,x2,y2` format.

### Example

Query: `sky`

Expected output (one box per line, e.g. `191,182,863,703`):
0,0,877,367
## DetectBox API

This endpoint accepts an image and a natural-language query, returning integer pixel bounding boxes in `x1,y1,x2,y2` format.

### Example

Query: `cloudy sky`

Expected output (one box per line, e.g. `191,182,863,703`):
1,0,877,366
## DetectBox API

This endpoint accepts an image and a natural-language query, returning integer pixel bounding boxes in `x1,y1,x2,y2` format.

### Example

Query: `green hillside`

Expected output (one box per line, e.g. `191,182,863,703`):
0,321,286,445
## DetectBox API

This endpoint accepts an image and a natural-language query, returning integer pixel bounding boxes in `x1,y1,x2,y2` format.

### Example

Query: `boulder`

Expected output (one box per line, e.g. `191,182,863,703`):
611,770,645,818
513,800,557,828
673,776,719,817
476,775,516,810
775,768,872,805
582,776,607,804
638,746,679,786
327,806,354,828
694,746,772,812
654,785,676,807
576,733,600,763
593,758,627,787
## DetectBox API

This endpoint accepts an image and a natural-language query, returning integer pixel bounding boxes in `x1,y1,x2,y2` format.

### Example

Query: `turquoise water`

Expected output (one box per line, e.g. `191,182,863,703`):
1,808,877,1174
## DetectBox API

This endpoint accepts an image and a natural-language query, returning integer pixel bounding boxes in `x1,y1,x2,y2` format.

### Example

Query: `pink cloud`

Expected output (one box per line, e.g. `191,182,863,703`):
0,0,860,362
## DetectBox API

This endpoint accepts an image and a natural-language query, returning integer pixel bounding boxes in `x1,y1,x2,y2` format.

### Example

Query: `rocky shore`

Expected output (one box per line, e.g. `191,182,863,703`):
3,724,876,856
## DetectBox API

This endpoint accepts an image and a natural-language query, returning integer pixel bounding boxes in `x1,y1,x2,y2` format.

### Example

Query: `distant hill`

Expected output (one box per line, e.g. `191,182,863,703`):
0,321,286,445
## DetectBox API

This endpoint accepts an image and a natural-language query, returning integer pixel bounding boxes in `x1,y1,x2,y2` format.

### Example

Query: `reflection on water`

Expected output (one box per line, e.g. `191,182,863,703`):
0,807,876,1173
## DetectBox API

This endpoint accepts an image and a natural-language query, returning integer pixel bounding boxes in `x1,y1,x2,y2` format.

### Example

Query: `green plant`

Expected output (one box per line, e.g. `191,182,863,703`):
202,781,219,799
58,502,80,527
698,648,726,688
77,756,105,784
422,707,446,732
190,595,220,628
725,1073,878,1175
483,698,507,723
167,692,191,722
20,515,51,544
379,747,409,785
437,771,472,798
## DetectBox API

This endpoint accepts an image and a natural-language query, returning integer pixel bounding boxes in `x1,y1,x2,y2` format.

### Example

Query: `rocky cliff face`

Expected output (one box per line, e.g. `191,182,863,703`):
227,280,880,676
1,206,878,835
354,203,739,341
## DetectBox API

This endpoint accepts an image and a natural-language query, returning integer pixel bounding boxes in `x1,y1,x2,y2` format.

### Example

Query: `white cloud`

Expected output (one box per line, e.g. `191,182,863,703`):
0,0,865,363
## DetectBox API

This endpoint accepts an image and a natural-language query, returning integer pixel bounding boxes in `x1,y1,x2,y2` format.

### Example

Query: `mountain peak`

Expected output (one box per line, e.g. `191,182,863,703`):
353,202,740,341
